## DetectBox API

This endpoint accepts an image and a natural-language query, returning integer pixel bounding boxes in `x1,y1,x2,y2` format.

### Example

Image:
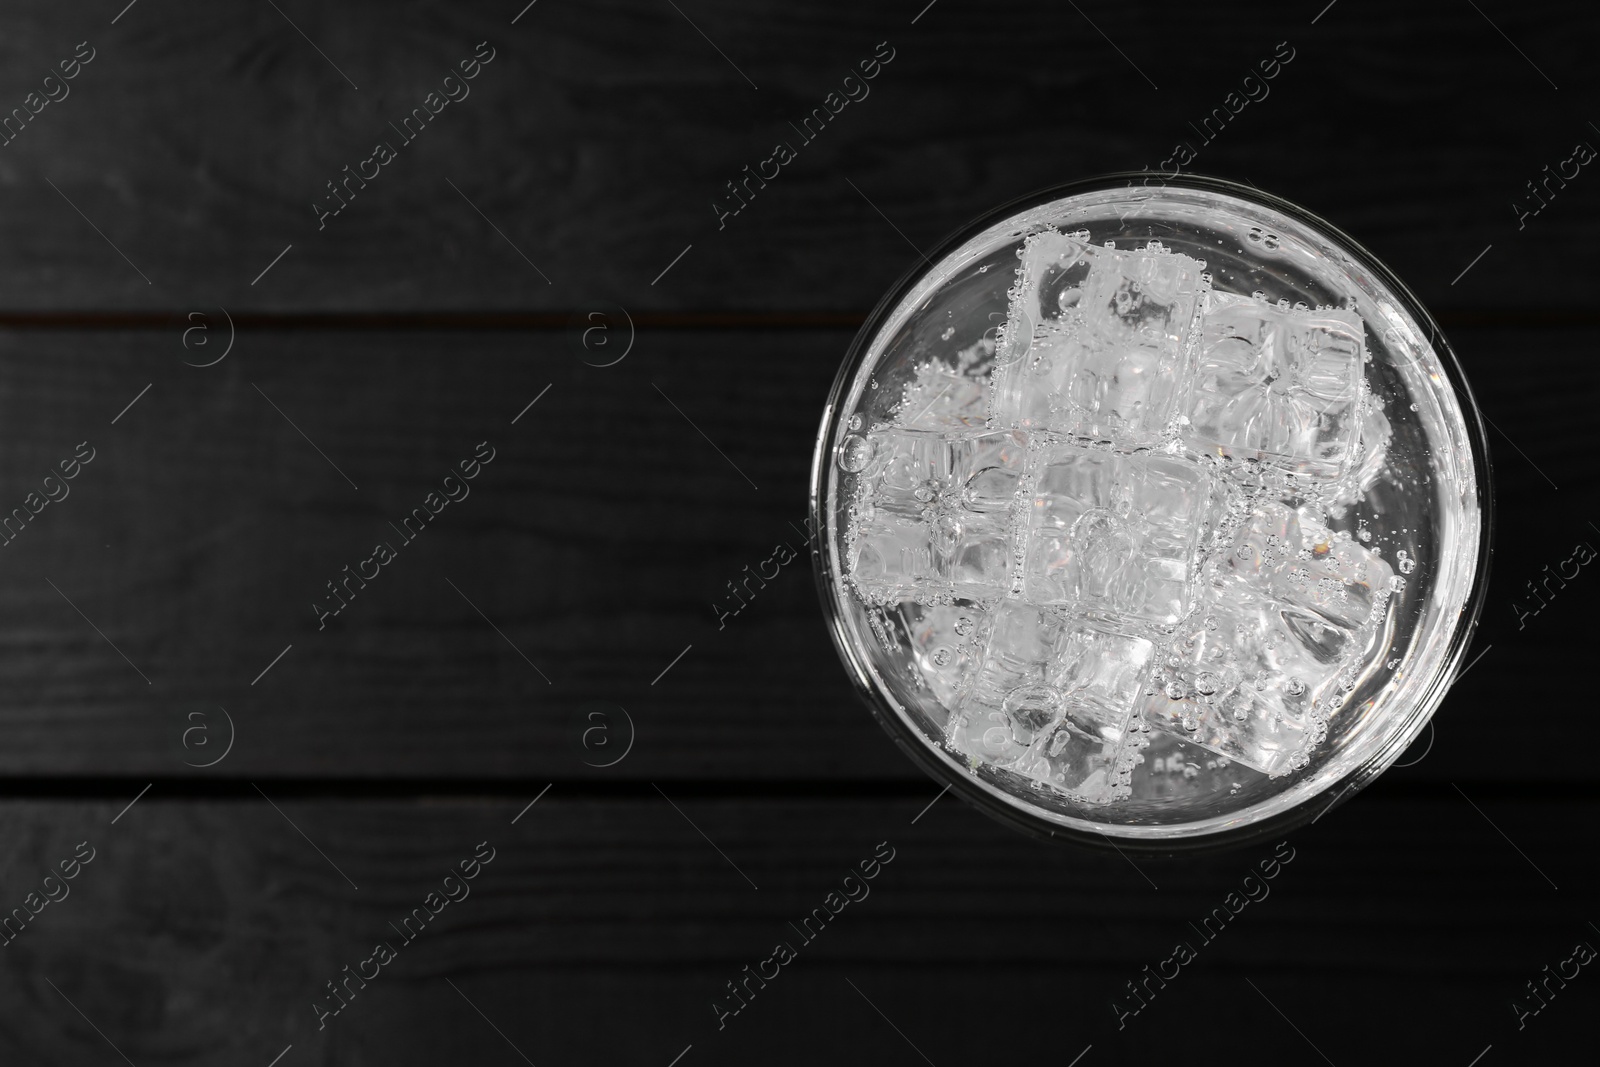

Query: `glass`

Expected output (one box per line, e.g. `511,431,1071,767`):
808,174,1491,850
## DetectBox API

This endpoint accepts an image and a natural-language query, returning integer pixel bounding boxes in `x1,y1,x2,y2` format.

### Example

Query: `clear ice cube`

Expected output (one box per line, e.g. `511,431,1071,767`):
1183,293,1365,479
1215,502,1395,638
848,428,1028,603
1139,592,1318,776
891,599,989,715
1330,397,1392,506
990,232,1205,447
1050,622,1156,733
959,600,1070,713
947,601,1153,800
1011,718,1127,802
1022,442,1216,627
1140,501,1394,773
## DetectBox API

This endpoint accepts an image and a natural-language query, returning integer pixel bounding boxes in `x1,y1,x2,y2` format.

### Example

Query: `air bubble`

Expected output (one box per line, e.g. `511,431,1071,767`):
837,434,873,473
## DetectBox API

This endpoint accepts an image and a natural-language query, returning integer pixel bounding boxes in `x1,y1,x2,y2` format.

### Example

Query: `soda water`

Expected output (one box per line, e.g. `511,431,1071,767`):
817,182,1485,838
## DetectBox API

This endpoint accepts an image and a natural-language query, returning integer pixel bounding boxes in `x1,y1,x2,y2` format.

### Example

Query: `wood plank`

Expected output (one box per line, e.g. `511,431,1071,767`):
0,0,1592,311
0,324,1581,779
0,793,1593,1065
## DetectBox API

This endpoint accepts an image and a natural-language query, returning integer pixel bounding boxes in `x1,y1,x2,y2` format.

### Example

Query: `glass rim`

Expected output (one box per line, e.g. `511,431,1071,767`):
806,171,1495,853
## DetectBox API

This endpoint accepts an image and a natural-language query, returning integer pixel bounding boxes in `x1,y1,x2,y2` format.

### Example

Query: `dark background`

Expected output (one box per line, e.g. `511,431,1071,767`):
0,1,1594,1064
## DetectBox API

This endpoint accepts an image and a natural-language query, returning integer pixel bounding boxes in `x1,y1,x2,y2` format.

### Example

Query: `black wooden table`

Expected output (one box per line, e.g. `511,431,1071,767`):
1,2,1595,1064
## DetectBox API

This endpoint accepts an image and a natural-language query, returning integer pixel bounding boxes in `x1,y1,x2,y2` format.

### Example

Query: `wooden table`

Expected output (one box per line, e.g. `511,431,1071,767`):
1,2,1594,1064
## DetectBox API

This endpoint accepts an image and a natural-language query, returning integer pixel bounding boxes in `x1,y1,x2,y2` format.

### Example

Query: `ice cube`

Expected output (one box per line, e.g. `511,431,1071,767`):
867,428,944,519
1138,592,1322,775
1141,499,1396,774
1214,502,1395,637
848,428,1028,603
988,330,1064,431
1148,685,1308,777
948,602,1153,796
1010,718,1128,802
1022,442,1216,627
1083,243,1206,350
1329,396,1392,506
960,600,1071,712
1183,293,1365,479
1061,333,1178,441
948,677,1062,771
948,707,1033,767
1006,229,1097,329
1049,621,1155,737
890,599,989,714
990,232,1205,447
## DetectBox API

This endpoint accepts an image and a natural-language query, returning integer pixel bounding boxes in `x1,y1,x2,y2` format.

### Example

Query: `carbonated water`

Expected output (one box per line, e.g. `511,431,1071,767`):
822,183,1485,835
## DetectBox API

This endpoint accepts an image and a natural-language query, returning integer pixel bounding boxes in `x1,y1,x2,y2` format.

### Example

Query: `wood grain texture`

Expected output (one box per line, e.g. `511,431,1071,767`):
0,794,1594,1066
0,2,1592,1066
0,0,1592,312
0,324,1583,781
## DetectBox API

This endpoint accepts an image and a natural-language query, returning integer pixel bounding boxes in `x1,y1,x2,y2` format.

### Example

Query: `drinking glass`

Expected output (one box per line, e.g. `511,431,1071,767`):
808,174,1491,849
